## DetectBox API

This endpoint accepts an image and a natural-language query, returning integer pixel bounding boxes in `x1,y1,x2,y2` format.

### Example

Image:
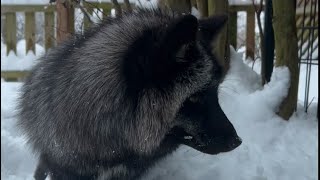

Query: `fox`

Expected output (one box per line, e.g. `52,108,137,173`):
17,8,242,180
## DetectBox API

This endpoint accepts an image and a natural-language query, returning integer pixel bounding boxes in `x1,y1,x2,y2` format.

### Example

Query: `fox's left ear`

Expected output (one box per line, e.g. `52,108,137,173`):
198,14,228,49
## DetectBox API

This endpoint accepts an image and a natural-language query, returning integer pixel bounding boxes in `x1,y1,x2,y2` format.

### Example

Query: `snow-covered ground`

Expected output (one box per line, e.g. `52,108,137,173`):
1,46,318,180
1,1,318,178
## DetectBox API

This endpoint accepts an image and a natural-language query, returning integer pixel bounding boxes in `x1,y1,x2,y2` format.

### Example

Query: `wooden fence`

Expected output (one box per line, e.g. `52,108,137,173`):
1,2,114,55
1,2,317,81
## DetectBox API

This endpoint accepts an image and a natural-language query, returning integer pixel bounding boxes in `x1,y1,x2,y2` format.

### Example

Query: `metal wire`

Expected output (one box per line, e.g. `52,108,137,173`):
297,0,318,112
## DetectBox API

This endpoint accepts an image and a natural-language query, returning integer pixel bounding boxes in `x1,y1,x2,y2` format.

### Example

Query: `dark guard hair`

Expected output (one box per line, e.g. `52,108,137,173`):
17,8,241,180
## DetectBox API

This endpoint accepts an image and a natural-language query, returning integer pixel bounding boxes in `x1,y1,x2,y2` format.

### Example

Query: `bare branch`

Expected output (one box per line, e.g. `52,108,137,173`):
252,0,264,39
73,0,93,25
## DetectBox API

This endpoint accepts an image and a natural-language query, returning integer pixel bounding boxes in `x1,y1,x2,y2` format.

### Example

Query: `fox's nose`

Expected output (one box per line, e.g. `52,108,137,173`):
226,135,242,150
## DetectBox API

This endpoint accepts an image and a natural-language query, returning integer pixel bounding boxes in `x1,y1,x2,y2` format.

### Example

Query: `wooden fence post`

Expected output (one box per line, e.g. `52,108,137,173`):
25,12,36,54
45,11,55,51
5,12,17,55
246,9,255,60
56,0,74,44
83,3,93,30
229,11,237,49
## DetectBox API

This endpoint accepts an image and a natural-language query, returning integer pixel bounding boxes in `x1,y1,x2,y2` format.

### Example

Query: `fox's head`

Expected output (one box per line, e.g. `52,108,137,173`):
123,9,241,155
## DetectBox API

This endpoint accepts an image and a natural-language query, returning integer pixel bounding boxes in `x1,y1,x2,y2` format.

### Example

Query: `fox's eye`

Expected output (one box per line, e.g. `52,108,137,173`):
176,45,188,62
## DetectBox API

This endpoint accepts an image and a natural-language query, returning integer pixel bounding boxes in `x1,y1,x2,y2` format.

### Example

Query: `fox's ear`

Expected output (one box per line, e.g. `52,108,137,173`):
161,14,199,53
123,14,199,87
198,14,228,49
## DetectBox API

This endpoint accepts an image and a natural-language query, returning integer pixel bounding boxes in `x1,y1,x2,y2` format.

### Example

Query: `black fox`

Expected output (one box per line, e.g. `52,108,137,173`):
17,8,242,180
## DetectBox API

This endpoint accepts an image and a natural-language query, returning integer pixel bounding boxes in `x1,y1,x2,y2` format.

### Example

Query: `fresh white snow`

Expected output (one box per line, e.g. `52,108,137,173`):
1,46,318,180
1,1,318,178
1,40,45,71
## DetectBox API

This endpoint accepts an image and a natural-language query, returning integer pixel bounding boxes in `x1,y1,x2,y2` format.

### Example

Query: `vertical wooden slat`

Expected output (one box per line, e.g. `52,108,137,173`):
102,4,112,19
5,12,17,55
246,9,255,60
84,5,93,30
196,0,208,18
69,6,75,34
25,12,36,54
229,11,237,49
45,11,54,51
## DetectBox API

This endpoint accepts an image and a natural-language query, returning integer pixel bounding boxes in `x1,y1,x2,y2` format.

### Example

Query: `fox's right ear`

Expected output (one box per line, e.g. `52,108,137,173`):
198,14,228,50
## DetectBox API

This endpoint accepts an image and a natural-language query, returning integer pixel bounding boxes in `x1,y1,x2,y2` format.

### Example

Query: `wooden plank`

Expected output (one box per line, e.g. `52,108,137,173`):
69,5,75,34
45,11,55,51
87,2,117,9
25,12,36,54
246,10,255,60
84,4,94,30
1,71,30,80
1,5,56,13
229,4,264,12
196,0,208,18
5,12,17,55
229,11,237,48
56,0,74,44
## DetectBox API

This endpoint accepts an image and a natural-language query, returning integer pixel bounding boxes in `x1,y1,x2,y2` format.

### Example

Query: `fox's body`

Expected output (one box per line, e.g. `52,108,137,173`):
18,9,241,180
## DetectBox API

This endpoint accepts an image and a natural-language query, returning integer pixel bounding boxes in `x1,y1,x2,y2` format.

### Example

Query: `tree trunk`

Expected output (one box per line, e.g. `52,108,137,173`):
273,0,299,120
56,0,74,44
208,0,230,75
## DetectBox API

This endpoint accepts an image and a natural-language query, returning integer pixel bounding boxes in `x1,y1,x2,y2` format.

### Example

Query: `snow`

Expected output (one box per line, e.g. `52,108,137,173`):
1,46,318,180
1,40,45,71
245,55,319,104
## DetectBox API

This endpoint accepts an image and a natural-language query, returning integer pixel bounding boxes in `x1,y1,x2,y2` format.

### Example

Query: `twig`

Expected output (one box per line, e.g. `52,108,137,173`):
252,0,264,39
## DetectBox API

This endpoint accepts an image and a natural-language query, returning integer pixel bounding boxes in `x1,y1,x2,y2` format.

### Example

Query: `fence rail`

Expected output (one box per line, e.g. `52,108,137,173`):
0,2,318,81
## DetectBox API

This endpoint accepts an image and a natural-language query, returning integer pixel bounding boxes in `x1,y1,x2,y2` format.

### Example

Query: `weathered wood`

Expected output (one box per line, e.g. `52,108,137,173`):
69,5,75,34
83,4,93,30
190,0,197,8
229,4,263,12
102,5,112,18
208,0,230,75
229,11,237,48
196,0,208,18
1,71,30,80
1,5,56,13
5,12,17,55
246,9,255,60
159,0,191,14
273,0,299,120
25,12,36,54
56,0,74,44
45,11,55,51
